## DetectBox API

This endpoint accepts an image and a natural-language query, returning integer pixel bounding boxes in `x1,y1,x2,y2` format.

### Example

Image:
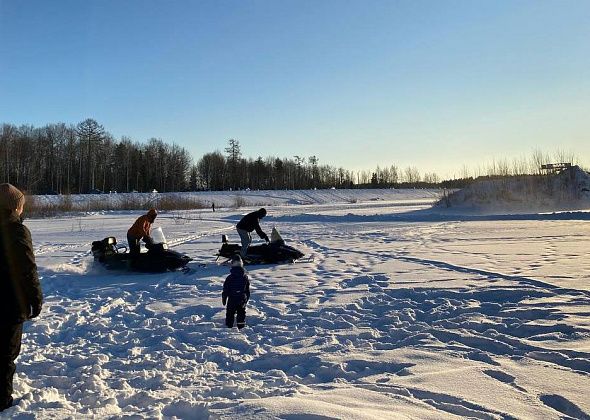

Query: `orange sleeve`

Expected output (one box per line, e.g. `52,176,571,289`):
142,219,151,238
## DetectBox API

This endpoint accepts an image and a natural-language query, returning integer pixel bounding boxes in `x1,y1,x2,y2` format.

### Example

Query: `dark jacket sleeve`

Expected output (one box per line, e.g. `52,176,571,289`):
253,219,267,240
15,224,43,310
244,275,250,302
222,275,230,302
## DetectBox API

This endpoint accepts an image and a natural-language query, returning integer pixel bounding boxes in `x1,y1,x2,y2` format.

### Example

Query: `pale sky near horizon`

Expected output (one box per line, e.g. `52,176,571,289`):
1,0,588,178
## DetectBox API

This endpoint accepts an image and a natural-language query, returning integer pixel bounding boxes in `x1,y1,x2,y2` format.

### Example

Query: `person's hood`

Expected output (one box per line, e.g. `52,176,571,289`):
230,266,246,276
0,209,23,224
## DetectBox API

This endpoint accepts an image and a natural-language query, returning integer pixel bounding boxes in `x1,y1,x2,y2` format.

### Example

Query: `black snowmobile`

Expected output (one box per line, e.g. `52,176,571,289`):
91,230,191,273
217,227,304,265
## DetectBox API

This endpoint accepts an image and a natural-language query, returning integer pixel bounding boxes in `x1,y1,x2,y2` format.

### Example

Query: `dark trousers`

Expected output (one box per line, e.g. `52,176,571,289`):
127,234,141,258
0,323,23,406
225,297,247,329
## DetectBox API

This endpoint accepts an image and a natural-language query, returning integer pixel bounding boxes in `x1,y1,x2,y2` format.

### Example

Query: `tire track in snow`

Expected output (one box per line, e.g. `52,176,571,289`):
166,226,235,248
307,240,590,299
35,243,86,256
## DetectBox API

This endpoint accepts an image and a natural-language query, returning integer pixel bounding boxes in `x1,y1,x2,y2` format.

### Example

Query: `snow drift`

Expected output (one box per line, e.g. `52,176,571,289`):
437,166,590,213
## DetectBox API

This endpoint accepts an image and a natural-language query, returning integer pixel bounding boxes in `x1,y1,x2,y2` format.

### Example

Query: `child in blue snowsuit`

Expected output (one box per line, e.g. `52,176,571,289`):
222,255,250,329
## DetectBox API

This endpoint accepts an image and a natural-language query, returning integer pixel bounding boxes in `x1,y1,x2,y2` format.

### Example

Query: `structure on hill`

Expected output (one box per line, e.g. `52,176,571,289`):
540,162,572,174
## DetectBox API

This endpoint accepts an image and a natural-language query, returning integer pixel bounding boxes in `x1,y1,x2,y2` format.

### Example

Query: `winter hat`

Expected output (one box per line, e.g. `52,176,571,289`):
258,208,267,218
147,208,158,221
231,254,243,267
0,183,25,211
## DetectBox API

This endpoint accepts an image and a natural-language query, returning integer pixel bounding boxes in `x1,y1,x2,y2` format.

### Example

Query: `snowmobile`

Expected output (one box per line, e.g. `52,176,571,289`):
217,227,304,265
91,228,192,272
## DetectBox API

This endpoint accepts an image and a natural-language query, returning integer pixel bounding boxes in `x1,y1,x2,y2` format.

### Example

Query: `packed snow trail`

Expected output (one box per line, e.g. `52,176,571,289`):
2,195,589,418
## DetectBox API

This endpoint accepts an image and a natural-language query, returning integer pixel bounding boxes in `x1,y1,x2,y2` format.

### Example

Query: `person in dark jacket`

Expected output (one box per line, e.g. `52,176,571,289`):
0,184,42,412
127,208,157,258
236,208,268,258
222,255,250,329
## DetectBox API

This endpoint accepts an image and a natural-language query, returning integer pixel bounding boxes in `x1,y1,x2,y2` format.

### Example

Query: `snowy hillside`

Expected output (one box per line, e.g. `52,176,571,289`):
3,190,590,418
33,188,443,211
438,166,590,214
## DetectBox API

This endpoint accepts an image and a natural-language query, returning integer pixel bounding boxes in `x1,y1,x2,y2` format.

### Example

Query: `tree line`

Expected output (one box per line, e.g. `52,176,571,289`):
193,139,358,191
1,120,192,194
2,119,446,194
187,139,445,191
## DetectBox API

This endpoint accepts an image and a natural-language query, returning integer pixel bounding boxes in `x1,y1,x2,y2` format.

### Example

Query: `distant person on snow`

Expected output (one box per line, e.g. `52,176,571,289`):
0,184,43,412
222,255,250,329
127,208,158,257
236,208,268,258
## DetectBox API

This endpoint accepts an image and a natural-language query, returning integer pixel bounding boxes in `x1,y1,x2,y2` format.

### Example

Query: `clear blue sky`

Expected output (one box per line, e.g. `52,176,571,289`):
1,0,589,177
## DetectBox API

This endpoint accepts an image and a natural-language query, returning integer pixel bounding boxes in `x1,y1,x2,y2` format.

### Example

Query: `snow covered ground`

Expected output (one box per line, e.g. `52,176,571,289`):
4,189,590,419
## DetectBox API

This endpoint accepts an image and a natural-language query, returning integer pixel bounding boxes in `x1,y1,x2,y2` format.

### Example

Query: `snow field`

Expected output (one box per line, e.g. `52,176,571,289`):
2,190,590,419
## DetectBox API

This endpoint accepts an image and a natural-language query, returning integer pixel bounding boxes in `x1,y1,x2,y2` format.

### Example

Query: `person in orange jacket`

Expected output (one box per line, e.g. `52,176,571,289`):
127,208,158,257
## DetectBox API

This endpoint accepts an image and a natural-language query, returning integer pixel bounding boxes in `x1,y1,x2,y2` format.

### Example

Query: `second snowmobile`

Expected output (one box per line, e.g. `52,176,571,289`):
217,227,304,265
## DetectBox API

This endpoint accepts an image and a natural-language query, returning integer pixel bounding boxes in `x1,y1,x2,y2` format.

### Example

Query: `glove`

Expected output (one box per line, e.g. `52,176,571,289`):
143,236,154,249
222,296,227,306
262,234,269,244
30,303,42,319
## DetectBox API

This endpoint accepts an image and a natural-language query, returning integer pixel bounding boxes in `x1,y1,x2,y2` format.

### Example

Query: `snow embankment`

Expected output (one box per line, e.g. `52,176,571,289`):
437,166,590,214
33,188,442,210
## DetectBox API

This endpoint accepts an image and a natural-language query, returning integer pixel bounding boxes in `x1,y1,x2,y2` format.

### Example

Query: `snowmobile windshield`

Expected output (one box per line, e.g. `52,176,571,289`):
270,226,284,244
151,227,167,245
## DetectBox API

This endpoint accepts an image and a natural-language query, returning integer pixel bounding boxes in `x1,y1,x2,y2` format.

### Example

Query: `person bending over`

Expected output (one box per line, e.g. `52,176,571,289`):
127,208,157,257
236,208,268,258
